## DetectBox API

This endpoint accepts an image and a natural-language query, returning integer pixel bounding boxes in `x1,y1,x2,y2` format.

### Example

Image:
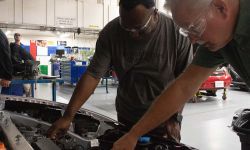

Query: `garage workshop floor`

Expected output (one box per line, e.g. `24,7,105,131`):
33,82,250,150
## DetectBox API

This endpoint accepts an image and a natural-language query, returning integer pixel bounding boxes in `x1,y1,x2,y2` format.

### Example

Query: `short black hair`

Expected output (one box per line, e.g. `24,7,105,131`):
14,33,21,37
119,0,155,11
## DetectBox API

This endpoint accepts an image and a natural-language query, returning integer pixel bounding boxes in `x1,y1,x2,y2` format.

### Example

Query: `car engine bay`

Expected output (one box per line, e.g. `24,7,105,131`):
0,95,197,150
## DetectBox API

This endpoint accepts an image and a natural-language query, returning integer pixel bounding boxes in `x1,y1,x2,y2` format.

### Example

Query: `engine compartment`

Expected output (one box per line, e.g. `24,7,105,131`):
0,95,115,150
0,95,197,150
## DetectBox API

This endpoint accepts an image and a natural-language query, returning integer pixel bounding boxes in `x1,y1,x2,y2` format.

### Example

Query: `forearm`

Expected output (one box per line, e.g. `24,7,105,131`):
130,81,194,137
129,65,215,138
63,73,100,120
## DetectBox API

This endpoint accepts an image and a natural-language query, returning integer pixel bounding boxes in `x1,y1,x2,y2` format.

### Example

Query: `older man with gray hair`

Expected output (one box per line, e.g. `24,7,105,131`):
112,0,250,149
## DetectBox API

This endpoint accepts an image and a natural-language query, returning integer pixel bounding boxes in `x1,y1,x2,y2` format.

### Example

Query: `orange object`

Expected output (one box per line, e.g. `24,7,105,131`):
0,142,6,150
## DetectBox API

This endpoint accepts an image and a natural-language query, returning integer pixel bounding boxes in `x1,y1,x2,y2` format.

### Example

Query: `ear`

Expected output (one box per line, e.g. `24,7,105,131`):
211,0,229,19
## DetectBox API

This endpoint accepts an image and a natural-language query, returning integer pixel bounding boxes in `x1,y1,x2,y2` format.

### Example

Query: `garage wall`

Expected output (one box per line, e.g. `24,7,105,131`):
156,0,166,13
83,0,104,29
55,0,78,27
14,0,23,24
0,0,14,23
0,0,119,29
23,0,47,25
47,0,55,26
0,0,168,30
155,0,171,16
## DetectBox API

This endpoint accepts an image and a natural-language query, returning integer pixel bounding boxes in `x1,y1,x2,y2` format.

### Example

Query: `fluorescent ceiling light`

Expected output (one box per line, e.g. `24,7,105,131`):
5,30,11,36
60,33,70,38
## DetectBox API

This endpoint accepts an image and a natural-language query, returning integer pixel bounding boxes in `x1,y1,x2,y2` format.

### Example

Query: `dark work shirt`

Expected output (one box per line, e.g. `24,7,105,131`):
0,29,12,80
87,13,193,123
192,0,250,87
10,42,34,65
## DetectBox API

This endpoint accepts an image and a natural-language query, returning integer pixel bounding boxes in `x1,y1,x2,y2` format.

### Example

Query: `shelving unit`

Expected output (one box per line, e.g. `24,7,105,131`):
61,61,87,85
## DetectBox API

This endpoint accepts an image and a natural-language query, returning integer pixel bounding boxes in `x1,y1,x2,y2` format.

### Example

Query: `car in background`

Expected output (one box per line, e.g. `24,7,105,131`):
191,67,232,102
228,65,250,91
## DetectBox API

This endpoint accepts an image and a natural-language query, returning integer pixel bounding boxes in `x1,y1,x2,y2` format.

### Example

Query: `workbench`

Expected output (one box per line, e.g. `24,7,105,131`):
8,79,64,102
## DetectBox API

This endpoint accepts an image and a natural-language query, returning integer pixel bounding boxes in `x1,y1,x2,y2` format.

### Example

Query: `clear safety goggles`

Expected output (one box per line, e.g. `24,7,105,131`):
179,10,209,38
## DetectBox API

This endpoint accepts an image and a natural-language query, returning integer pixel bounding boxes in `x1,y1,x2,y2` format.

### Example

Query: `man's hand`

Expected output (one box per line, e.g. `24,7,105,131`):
0,79,11,87
111,132,138,150
25,60,33,65
164,118,181,142
47,116,72,139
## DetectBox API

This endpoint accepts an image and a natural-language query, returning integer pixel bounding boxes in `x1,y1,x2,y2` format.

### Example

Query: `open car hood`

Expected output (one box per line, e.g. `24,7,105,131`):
0,94,197,150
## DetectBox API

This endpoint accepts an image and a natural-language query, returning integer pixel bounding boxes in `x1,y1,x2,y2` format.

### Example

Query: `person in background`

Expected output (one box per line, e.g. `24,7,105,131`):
0,29,12,89
112,0,249,149
10,33,35,97
47,0,193,143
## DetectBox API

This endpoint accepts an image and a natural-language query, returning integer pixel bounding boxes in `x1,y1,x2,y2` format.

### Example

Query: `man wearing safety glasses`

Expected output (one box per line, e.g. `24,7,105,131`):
47,0,193,144
112,0,249,149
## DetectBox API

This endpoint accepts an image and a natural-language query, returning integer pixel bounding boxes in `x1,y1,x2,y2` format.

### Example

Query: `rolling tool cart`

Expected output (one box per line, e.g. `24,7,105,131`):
61,60,87,85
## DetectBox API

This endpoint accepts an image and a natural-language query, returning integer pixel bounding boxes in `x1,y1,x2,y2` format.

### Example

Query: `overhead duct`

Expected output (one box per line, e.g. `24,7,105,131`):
0,23,100,36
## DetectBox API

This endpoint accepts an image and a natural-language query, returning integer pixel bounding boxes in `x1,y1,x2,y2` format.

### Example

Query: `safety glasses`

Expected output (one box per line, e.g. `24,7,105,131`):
179,9,209,38
119,8,156,34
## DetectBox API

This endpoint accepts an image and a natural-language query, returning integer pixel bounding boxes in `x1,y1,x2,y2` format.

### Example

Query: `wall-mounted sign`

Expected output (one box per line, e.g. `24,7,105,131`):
79,47,91,51
57,41,67,46
36,40,48,56
47,41,57,46
55,17,76,27
36,40,48,47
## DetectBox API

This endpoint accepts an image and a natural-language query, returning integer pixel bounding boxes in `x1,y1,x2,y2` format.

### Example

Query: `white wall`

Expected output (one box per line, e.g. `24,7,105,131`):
14,0,23,24
108,5,119,22
0,0,171,28
0,0,120,29
47,0,55,26
83,0,104,29
0,0,14,23
55,0,78,27
1,0,171,49
156,0,171,16
103,0,119,26
23,0,47,25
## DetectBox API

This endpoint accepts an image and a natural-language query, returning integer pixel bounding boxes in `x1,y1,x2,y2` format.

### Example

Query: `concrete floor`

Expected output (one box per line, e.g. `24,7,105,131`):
33,82,250,150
